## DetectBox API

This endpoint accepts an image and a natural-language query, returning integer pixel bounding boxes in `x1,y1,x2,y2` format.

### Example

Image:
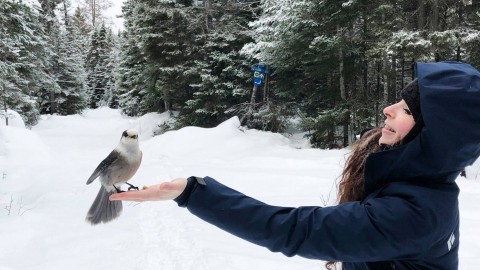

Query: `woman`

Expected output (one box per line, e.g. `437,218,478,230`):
111,62,480,270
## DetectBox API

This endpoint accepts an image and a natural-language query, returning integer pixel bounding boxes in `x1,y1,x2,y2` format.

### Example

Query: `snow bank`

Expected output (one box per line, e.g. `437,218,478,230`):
0,109,26,128
136,111,172,140
466,158,480,180
144,116,290,159
0,110,49,164
0,126,50,162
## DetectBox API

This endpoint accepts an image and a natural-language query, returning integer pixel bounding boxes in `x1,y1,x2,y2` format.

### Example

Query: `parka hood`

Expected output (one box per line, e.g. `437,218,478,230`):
364,62,480,196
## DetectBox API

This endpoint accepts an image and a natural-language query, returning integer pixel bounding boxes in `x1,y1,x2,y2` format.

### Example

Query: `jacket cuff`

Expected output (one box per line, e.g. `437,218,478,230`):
174,176,206,207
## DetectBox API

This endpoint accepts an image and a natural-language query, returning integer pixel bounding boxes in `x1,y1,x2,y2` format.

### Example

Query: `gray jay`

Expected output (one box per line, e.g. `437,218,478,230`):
86,129,142,225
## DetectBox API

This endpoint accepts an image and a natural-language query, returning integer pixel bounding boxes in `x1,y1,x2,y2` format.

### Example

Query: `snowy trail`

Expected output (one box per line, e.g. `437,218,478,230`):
30,109,210,270
1,108,479,270
1,108,330,269
26,109,198,269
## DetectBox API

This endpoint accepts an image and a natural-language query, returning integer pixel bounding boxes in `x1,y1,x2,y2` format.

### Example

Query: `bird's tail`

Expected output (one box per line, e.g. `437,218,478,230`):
86,186,122,225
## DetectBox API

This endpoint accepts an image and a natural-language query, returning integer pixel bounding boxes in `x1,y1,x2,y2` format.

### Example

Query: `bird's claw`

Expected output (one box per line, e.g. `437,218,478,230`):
126,182,139,191
113,184,124,193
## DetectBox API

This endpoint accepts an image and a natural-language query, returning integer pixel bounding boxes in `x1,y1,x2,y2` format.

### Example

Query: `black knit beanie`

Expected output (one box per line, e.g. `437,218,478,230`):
400,79,424,144
400,79,421,122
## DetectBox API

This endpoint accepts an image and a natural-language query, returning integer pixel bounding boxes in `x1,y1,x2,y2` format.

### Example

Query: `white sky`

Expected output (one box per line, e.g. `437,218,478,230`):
102,1,124,32
23,0,125,32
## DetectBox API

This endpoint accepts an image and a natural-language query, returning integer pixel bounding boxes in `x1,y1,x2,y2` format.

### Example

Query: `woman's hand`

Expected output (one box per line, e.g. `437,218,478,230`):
109,178,188,202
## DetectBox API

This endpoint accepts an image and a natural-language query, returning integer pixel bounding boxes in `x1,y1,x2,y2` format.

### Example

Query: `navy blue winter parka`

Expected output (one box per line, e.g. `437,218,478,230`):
177,62,480,269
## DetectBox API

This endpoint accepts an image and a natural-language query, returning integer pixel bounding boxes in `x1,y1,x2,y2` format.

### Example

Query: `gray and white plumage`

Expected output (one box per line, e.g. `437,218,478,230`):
86,129,142,225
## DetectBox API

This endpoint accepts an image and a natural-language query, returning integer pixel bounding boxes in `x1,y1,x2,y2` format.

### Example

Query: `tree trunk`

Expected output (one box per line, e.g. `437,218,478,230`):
204,0,213,32
401,52,405,89
63,0,69,27
92,0,96,27
411,58,416,80
458,1,465,24
263,72,269,102
50,90,56,113
430,0,439,31
2,81,7,126
376,61,381,127
383,54,389,108
456,2,464,61
250,85,258,106
339,48,346,100
338,36,349,146
417,0,425,30
164,100,171,112
431,0,440,62
361,0,368,99
240,85,258,125
391,53,397,101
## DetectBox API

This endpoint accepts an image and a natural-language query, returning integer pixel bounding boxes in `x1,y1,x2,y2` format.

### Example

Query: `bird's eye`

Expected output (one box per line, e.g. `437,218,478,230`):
132,135,137,139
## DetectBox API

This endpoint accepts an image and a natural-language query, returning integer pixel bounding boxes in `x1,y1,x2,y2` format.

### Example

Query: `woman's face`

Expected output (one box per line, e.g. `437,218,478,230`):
379,99,415,145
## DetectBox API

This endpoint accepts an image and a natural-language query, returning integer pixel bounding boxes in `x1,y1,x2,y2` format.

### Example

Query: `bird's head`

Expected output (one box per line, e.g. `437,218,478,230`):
120,129,139,147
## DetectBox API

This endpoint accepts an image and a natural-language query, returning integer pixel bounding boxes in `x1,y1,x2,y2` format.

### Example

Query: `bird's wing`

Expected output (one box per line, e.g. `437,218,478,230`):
86,150,119,185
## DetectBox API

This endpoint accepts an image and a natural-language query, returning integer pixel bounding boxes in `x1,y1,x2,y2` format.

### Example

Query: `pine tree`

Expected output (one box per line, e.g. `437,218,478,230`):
0,1,53,125
112,0,480,148
464,0,480,68
116,0,149,115
117,0,202,116
70,6,93,55
177,0,256,128
245,0,360,145
36,0,66,115
54,28,88,115
136,0,199,112
105,32,120,108
86,23,114,108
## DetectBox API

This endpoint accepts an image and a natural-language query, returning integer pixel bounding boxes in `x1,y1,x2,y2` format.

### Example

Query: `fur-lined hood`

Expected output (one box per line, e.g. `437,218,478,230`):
364,61,480,196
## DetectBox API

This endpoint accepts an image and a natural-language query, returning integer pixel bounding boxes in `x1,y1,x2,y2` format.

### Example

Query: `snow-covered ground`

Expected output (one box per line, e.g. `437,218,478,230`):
0,108,479,270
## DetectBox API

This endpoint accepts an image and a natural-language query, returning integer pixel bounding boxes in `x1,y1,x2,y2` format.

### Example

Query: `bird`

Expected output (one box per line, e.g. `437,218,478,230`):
85,129,142,225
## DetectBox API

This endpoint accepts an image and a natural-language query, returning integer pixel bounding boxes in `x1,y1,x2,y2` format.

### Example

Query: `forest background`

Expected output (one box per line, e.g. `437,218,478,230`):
2,0,480,148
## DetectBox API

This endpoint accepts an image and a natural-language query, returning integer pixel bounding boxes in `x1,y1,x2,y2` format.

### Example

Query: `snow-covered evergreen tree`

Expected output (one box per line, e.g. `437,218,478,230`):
70,6,93,56
100,0,480,147
36,0,90,115
117,0,201,116
86,23,114,108
177,0,255,128
137,0,199,112
244,0,354,140
36,0,65,115
105,32,120,108
116,0,149,116
53,27,88,115
0,1,53,125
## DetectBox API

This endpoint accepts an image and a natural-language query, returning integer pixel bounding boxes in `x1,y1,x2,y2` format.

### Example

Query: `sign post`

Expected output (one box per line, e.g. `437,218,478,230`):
250,63,269,106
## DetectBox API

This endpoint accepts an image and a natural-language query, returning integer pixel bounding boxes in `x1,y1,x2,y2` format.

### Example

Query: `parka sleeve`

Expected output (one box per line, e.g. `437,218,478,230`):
182,176,438,262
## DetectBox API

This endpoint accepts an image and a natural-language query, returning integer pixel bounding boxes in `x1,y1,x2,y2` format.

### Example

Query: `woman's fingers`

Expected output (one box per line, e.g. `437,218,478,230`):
109,178,187,202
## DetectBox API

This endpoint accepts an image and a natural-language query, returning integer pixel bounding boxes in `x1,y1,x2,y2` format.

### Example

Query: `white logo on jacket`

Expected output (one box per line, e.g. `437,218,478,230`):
447,232,455,251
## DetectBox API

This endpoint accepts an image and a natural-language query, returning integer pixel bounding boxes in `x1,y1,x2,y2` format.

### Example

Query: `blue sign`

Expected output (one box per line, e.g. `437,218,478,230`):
250,66,269,74
254,77,263,86
251,63,268,87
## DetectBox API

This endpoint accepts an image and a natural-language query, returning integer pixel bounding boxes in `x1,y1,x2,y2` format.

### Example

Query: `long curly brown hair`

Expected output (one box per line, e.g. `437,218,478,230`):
337,128,383,203
325,128,383,270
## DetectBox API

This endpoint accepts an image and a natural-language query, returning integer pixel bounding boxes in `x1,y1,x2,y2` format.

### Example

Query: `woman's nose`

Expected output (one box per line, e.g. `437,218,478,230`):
383,104,394,118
